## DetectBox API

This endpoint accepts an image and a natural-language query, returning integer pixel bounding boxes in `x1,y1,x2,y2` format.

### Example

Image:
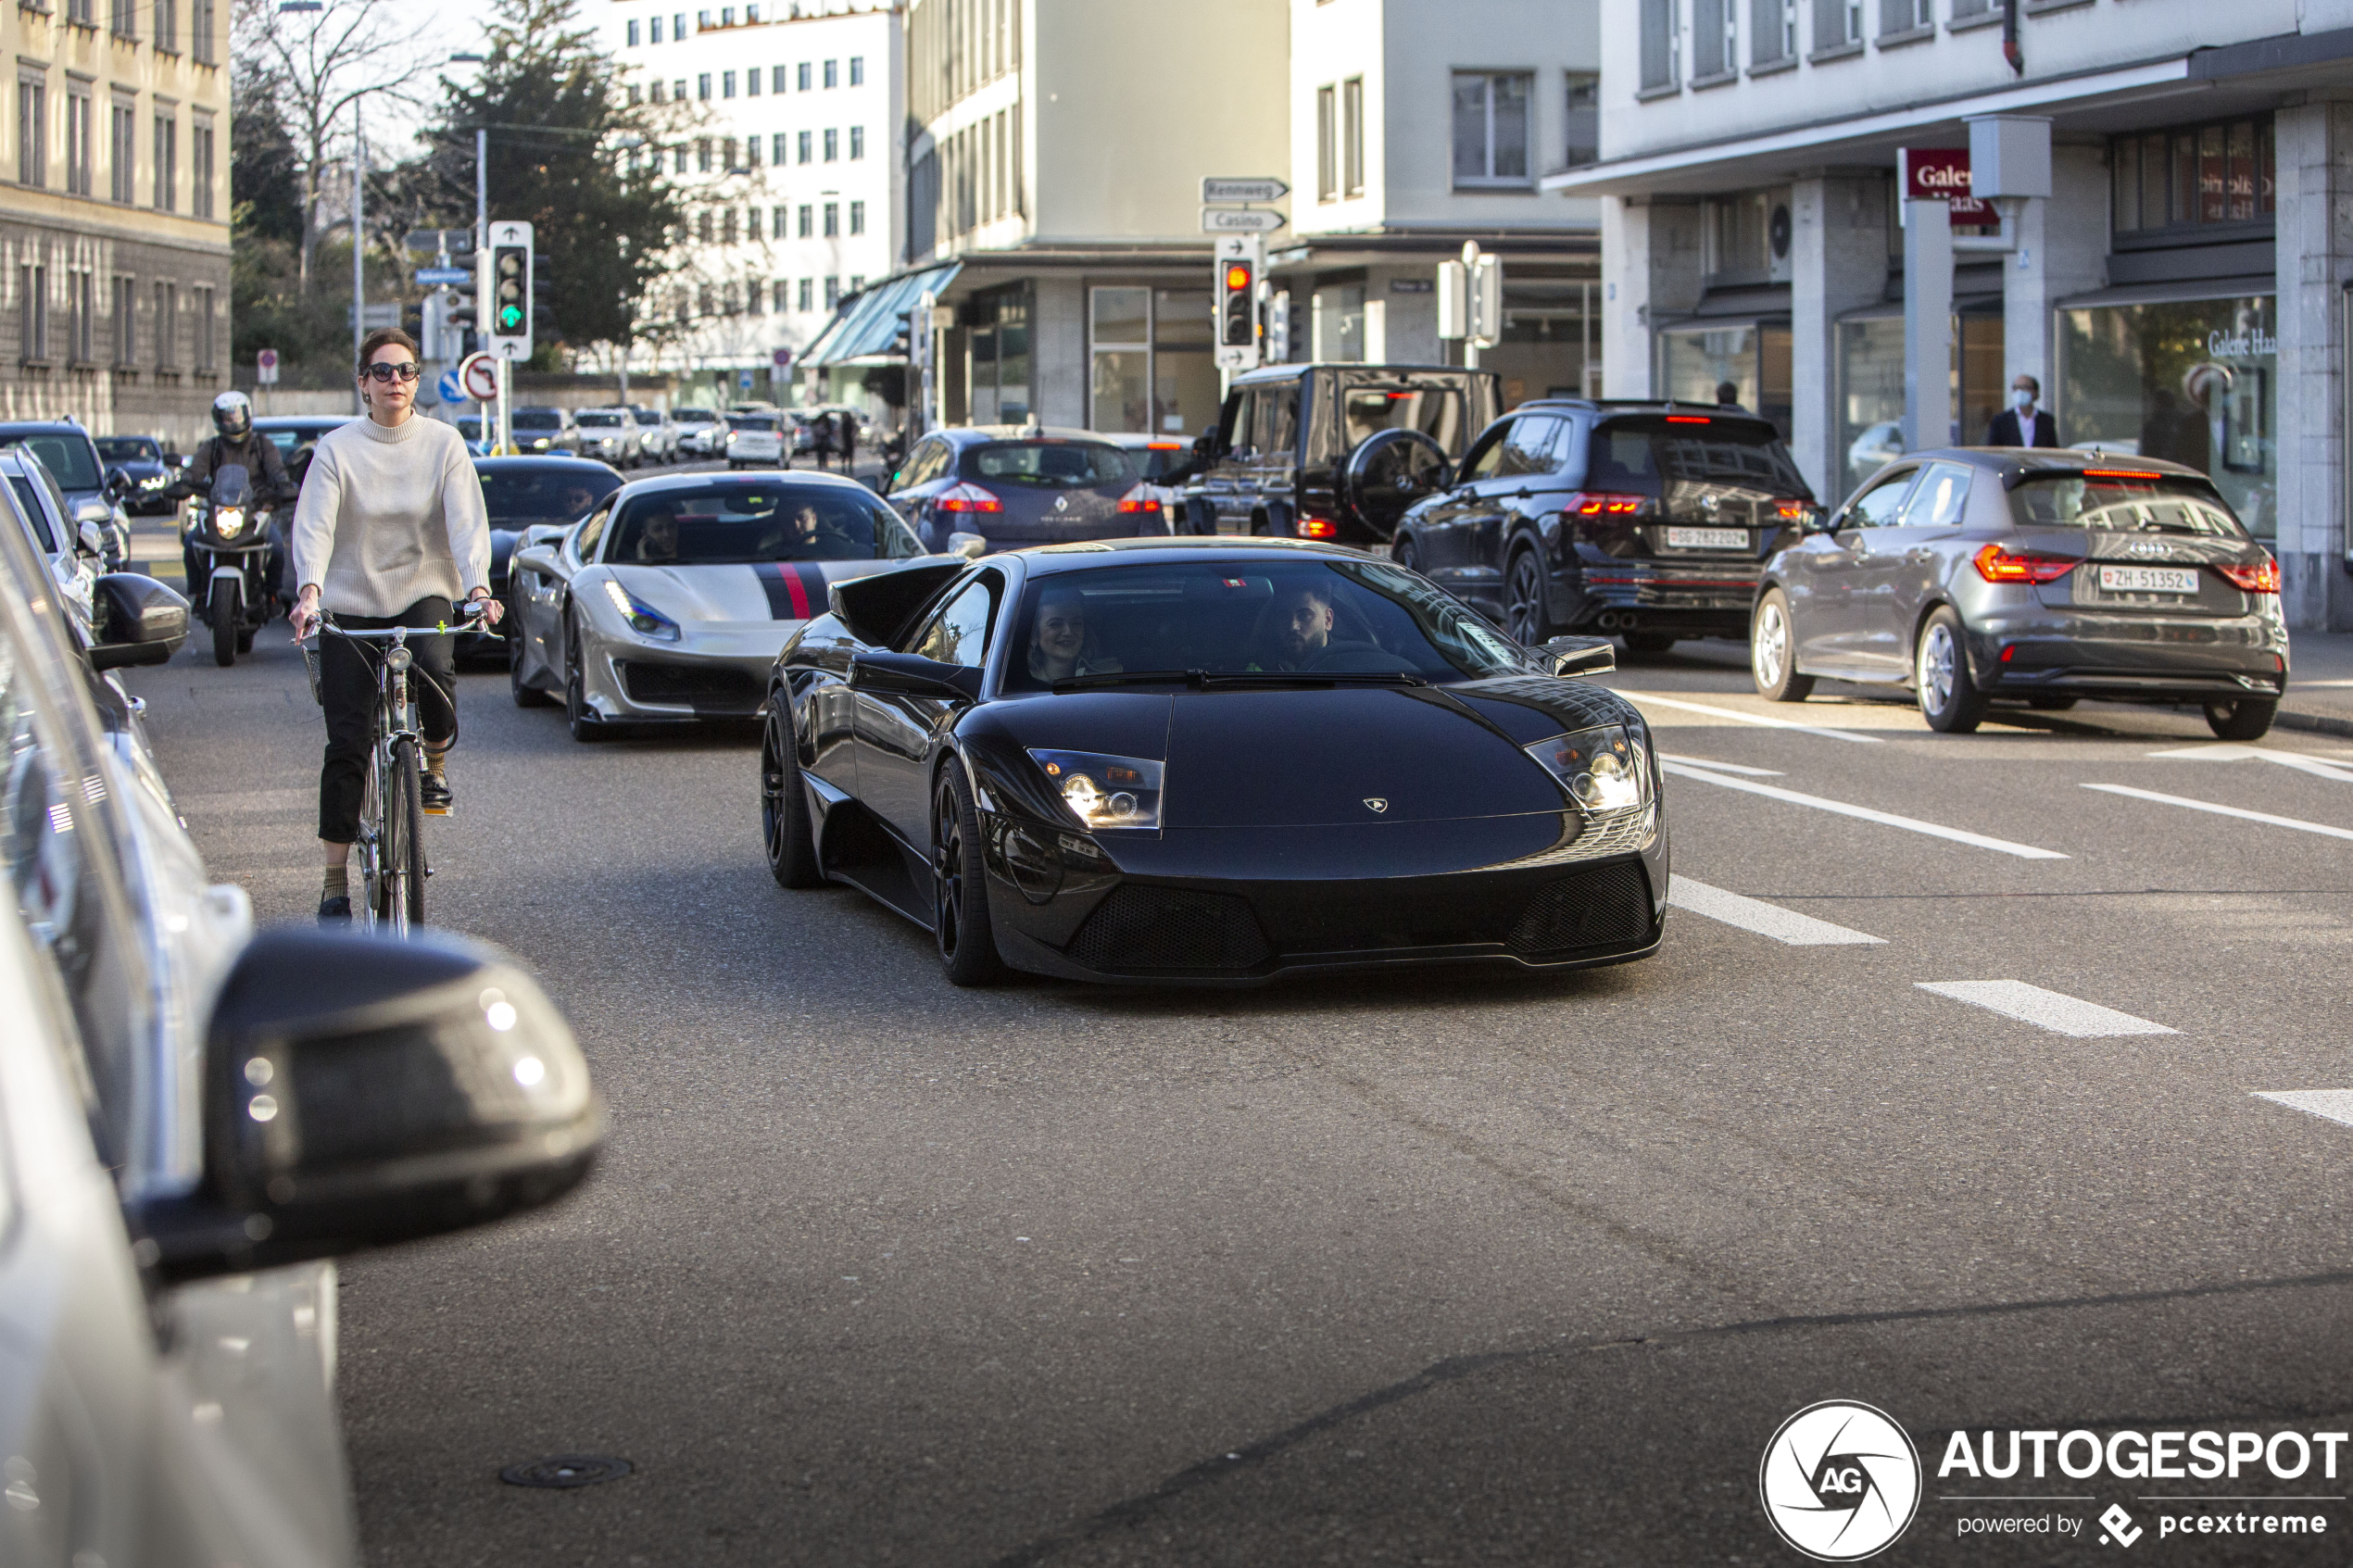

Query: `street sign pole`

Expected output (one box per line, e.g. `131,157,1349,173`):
497,355,512,454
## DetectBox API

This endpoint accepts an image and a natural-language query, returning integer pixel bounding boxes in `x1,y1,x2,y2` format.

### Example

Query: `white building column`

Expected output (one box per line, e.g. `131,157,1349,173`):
2274,98,2353,633
1791,174,1889,503
1600,196,1702,399
2001,143,2105,436
1901,198,1952,451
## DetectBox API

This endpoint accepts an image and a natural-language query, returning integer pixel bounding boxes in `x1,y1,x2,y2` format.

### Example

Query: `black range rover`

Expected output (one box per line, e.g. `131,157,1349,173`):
1181,363,1502,546
1392,399,1818,651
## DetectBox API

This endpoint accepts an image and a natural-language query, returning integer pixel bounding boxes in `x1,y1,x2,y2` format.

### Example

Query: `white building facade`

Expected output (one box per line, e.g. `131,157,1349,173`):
603,0,902,407
1553,0,2353,632
1278,0,1603,408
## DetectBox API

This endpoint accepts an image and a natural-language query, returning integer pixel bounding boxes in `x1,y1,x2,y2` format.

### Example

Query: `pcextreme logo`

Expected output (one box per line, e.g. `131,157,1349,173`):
1760,1400,1924,1561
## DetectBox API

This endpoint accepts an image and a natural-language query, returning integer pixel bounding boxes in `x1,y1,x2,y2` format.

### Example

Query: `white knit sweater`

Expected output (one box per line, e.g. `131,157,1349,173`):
290,414,491,617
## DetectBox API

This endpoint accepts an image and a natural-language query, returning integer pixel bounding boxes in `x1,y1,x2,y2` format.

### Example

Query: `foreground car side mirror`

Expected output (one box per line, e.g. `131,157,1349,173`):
849,649,983,702
89,573,189,669
1542,634,1617,678
947,531,987,561
76,519,107,558
138,927,604,1285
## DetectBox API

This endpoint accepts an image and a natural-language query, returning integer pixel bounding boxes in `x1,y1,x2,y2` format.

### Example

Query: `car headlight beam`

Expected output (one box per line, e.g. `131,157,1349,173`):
1523,724,1650,814
1028,748,1164,830
602,577,681,642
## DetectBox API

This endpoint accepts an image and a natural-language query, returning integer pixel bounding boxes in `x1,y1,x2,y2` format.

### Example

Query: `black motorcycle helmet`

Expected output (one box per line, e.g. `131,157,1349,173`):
211,390,253,440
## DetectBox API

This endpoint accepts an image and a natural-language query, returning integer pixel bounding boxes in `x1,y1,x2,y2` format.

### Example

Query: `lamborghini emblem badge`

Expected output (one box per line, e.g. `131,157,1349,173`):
1364,797,1389,813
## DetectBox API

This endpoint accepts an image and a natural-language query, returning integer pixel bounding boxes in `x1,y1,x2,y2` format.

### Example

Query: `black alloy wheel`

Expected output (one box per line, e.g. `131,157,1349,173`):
2205,697,2277,741
1504,547,1553,646
564,614,613,743
1750,588,1814,703
761,701,824,888
510,600,551,708
932,766,1006,987
1915,605,1990,734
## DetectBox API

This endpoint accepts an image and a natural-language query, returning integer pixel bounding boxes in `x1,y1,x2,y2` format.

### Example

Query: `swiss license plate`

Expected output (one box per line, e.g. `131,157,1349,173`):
1665,526,1748,551
2097,564,2200,595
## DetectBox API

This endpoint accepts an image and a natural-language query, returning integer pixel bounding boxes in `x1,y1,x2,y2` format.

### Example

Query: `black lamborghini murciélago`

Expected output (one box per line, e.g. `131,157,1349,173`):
759,537,1669,985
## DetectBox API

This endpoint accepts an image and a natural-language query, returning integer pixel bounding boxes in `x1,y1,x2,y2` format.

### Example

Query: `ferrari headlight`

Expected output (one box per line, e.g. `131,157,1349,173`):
602,578,681,642
214,507,245,538
1524,724,1650,813
1028,748,1164,830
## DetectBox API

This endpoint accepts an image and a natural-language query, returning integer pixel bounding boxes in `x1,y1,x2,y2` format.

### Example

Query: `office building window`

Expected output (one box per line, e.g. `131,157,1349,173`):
110,273,132,366
72,270,94,361
848,274,862,293
195,283,212,368
772,65,786,93
773,207,786,239
673,13,685,39
1814,0,1861,50
68,0,91,24
154,0,175,51
772,132,786,165
723,70,736,98
748,204,762,234
1641,0,1678,90
627,19,640,44
1693,0,1735,77
720,6,733,22
849,198,864,234
1452,71,1531,187
1952,0,1994,13
698,73,711,100
628,83,641,106
697,137,712,171
1564,72,1599,166
109,101,134,203
722,135,736,169
191,0,214,61
109,0,132,38
696,9,710,26
65,87,91,196
649,15,662,41
153,281,174,366
722,207,737,243
849,125,863,159
823,128,837,161
697,283,714,316
18,264,44,362
1879,0,1931,33
1315,85,1335,202
746,277,762,314
17,77,44,189
695,209,711,243
1751,0,1795,66
798,130,812,163
797,203,812,237
153,110,175,211
673,144,687,173
746,64,760,95
772,277,786,312
823,275,838,307
797,61,811,90
1086,285,1213,434
849,56,863,85
1342,77,1363,196
823,58,837,88
2110,116,2275,232
797,277,812,311
823,201,837,236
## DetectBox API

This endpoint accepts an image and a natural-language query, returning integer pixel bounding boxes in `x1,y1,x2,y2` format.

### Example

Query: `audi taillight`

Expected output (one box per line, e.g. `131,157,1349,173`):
2214,557,2281,594
1567,492,1645,518
1973,544,2076,584
936,483,1002,514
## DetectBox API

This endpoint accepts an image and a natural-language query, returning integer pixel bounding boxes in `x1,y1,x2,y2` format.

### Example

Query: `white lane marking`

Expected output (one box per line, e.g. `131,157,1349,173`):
1618,691,1883,744
2145,743,2353,784
1667,875,1885,945
2253,1090,2353,1129
2296,678,2353,687
2082,783,2353,843
1916,981,2177,1038
1664,762,2070,859
1657,753,1784,776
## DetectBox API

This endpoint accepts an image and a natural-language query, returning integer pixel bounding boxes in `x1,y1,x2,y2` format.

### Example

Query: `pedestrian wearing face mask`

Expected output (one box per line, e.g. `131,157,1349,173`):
1986,375,2058,447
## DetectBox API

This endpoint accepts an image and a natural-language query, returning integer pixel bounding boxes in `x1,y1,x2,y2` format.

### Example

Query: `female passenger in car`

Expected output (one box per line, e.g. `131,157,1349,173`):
1026,589,1121,683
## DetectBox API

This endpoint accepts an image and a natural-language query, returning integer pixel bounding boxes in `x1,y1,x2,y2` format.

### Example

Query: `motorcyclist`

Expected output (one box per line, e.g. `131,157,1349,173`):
177,391,296,599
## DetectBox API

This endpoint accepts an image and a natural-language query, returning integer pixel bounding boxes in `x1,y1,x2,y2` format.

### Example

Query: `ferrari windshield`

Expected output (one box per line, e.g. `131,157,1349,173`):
476,466,622,526
1004,558,1528,691
606,483,921,564
2009,471,2246,536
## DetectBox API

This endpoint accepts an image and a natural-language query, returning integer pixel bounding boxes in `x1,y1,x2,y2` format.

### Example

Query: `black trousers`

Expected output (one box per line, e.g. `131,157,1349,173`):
320,596,456,844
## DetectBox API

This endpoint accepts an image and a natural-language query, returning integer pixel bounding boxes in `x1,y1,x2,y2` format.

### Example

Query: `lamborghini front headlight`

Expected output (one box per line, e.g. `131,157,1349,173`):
1028,749,1164,830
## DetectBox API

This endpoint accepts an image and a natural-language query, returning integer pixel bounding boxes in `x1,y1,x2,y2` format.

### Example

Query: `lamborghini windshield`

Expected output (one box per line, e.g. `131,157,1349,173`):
1004,558,1528,691
605,483,921,564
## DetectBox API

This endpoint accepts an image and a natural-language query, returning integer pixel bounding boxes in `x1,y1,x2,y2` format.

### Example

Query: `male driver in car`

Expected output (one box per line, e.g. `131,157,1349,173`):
1272,582,1334,669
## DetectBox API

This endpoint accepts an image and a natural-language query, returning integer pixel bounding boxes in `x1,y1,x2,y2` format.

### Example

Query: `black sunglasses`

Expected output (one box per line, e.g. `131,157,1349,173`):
363,361,422,383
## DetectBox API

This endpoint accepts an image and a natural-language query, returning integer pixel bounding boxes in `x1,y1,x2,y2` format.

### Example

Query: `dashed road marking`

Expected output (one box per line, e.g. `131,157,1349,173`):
2082,783,2353,843
1664,762,2070,859
1916,980,2176,1038
2252,1090,2353,1129
1618,691,1883,744
1656,754,1783,776
1667,876,1885,946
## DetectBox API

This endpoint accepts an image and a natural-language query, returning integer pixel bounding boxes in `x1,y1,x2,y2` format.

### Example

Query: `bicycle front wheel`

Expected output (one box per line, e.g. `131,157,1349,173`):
384,738,428,935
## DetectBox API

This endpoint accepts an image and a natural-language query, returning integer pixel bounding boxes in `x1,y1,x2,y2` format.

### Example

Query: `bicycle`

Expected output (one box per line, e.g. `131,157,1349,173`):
303,603,492,935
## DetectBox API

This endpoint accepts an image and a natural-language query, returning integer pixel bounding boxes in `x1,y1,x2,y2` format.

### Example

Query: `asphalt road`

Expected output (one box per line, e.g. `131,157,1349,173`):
123,571,2353,1565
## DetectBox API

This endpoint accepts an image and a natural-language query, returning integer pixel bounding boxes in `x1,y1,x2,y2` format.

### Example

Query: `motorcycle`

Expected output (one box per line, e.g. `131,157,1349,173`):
182,463,284,667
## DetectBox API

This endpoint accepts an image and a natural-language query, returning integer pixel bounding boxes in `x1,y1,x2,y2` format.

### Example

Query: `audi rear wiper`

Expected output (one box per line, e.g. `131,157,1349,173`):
1051,669,1207,691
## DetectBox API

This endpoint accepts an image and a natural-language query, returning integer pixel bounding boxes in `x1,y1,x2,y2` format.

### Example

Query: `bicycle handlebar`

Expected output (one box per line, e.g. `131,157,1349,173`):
308,602,496,644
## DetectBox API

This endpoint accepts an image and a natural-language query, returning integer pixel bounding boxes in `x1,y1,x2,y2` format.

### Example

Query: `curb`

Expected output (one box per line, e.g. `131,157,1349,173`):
2277,707,2353,740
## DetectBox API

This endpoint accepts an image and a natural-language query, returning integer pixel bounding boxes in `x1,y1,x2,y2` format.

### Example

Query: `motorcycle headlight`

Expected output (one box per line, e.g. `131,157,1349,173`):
214,507,245,538
1524,724,1650,813
1028,749,1164,831
602,578,680,642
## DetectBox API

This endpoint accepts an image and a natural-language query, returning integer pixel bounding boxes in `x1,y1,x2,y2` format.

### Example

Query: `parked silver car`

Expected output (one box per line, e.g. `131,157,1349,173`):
0,492,602,1567
573,407,643,468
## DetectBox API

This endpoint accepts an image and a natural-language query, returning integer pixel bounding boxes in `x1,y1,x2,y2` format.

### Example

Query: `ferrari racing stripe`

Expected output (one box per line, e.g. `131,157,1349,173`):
756,561,826,621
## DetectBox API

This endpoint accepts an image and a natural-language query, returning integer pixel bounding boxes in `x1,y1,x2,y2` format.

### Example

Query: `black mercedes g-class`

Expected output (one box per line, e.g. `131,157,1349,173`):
1180,363,1502,546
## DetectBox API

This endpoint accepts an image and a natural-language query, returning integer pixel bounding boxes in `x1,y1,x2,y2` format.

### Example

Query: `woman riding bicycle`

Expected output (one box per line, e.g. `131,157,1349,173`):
288,328,501,922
